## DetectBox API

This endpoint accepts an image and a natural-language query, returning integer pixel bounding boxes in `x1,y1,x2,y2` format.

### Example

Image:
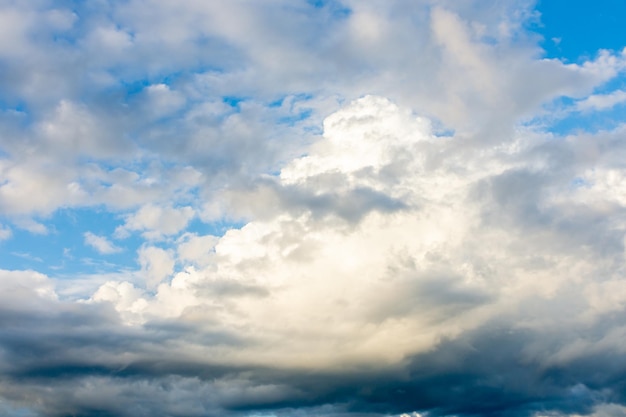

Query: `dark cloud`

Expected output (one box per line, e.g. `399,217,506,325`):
222,176,409,225
2,291,626,417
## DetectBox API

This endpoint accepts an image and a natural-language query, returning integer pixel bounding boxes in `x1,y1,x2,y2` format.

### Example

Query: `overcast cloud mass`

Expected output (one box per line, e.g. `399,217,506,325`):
1,0,626,416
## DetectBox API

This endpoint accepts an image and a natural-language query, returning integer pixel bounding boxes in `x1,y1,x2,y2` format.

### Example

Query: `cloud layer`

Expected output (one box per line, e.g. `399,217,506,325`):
1,1,626,417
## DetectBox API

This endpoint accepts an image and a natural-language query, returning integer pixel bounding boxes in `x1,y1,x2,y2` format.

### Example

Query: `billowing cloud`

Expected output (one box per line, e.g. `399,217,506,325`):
1,1,626,417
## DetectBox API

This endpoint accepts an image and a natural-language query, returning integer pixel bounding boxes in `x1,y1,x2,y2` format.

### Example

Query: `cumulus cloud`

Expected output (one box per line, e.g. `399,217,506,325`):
115,204,195,239
1,1,626,417
0,0,623,222
137,245,175,289
17,95,616,416
0,92,623,414
176,233,220,267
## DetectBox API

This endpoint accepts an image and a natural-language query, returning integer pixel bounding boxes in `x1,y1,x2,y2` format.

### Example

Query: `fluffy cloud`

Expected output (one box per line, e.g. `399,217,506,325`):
0,0,623,224
137,245,175,289
43,95,624,415
1,1,626,417
0,91,625,414
116,204,195,239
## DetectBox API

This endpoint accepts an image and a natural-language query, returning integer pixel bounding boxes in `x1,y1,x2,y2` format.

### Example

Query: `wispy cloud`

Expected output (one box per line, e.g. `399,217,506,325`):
83,232,121,254
575,89,626,112
0,224,11,240
10,252,43,262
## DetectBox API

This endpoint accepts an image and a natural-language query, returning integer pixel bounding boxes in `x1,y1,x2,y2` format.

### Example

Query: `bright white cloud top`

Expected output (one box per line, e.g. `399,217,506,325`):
1,1,626,417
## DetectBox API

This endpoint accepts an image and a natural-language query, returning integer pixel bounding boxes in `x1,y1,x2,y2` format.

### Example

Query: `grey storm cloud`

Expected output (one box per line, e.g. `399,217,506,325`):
2,298,626,417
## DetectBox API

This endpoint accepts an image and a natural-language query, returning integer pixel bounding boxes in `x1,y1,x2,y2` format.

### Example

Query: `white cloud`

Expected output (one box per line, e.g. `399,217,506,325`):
142,84,186,118
0,269,57,309
0,224,11,240
1,0,624,225
138,245,175,289
84,232,122,255
176,233,219,267
575,89,626,112
84,94,626,380
12,218,48,234
2,2,626,416
91,281,148,323
116,204,195,239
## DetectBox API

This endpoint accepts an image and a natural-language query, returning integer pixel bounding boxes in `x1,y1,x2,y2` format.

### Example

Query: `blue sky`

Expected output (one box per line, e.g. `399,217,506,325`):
534,0,626,136
537,0,626,62
1,1,626,417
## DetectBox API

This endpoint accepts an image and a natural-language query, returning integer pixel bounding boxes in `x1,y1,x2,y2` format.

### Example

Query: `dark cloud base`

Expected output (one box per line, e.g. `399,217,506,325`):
2,300,625,417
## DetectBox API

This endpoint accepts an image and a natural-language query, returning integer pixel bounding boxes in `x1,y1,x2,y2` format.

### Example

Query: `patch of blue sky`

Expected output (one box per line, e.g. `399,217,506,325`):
268,97,284,108
302,123,324,136
49,31,80,48
277,108,313,126
187,216,245,238
590,75,626,96
49,0,105,19
119,78,154,97
135,43,237,81
102,67,214,101
0,96,29,113
433,127,456,138
549,103,626,135
268,93,314,108
307,0,326,8
2,229,64,275
1,205,245,277
306,0,351,19
1,208,141,277
534,0,626,63
223,96,248,108
429,115,456,138
570,177,590,190
525,92,626,136
0,84,32,120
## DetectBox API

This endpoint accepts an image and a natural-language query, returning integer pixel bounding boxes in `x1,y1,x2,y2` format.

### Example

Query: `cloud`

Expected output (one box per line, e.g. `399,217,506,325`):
575,89,626,112
6,90,626,416
115,204,195,240
1,1,626,417
12,218,48,234
137,245,175,289
176,233,219,267
0,224,11,240
1,0,623,223
83,232,122,254
36,95,619,416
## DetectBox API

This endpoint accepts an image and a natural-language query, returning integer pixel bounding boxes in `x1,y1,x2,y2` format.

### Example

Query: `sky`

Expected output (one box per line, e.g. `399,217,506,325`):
1,1,626,416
